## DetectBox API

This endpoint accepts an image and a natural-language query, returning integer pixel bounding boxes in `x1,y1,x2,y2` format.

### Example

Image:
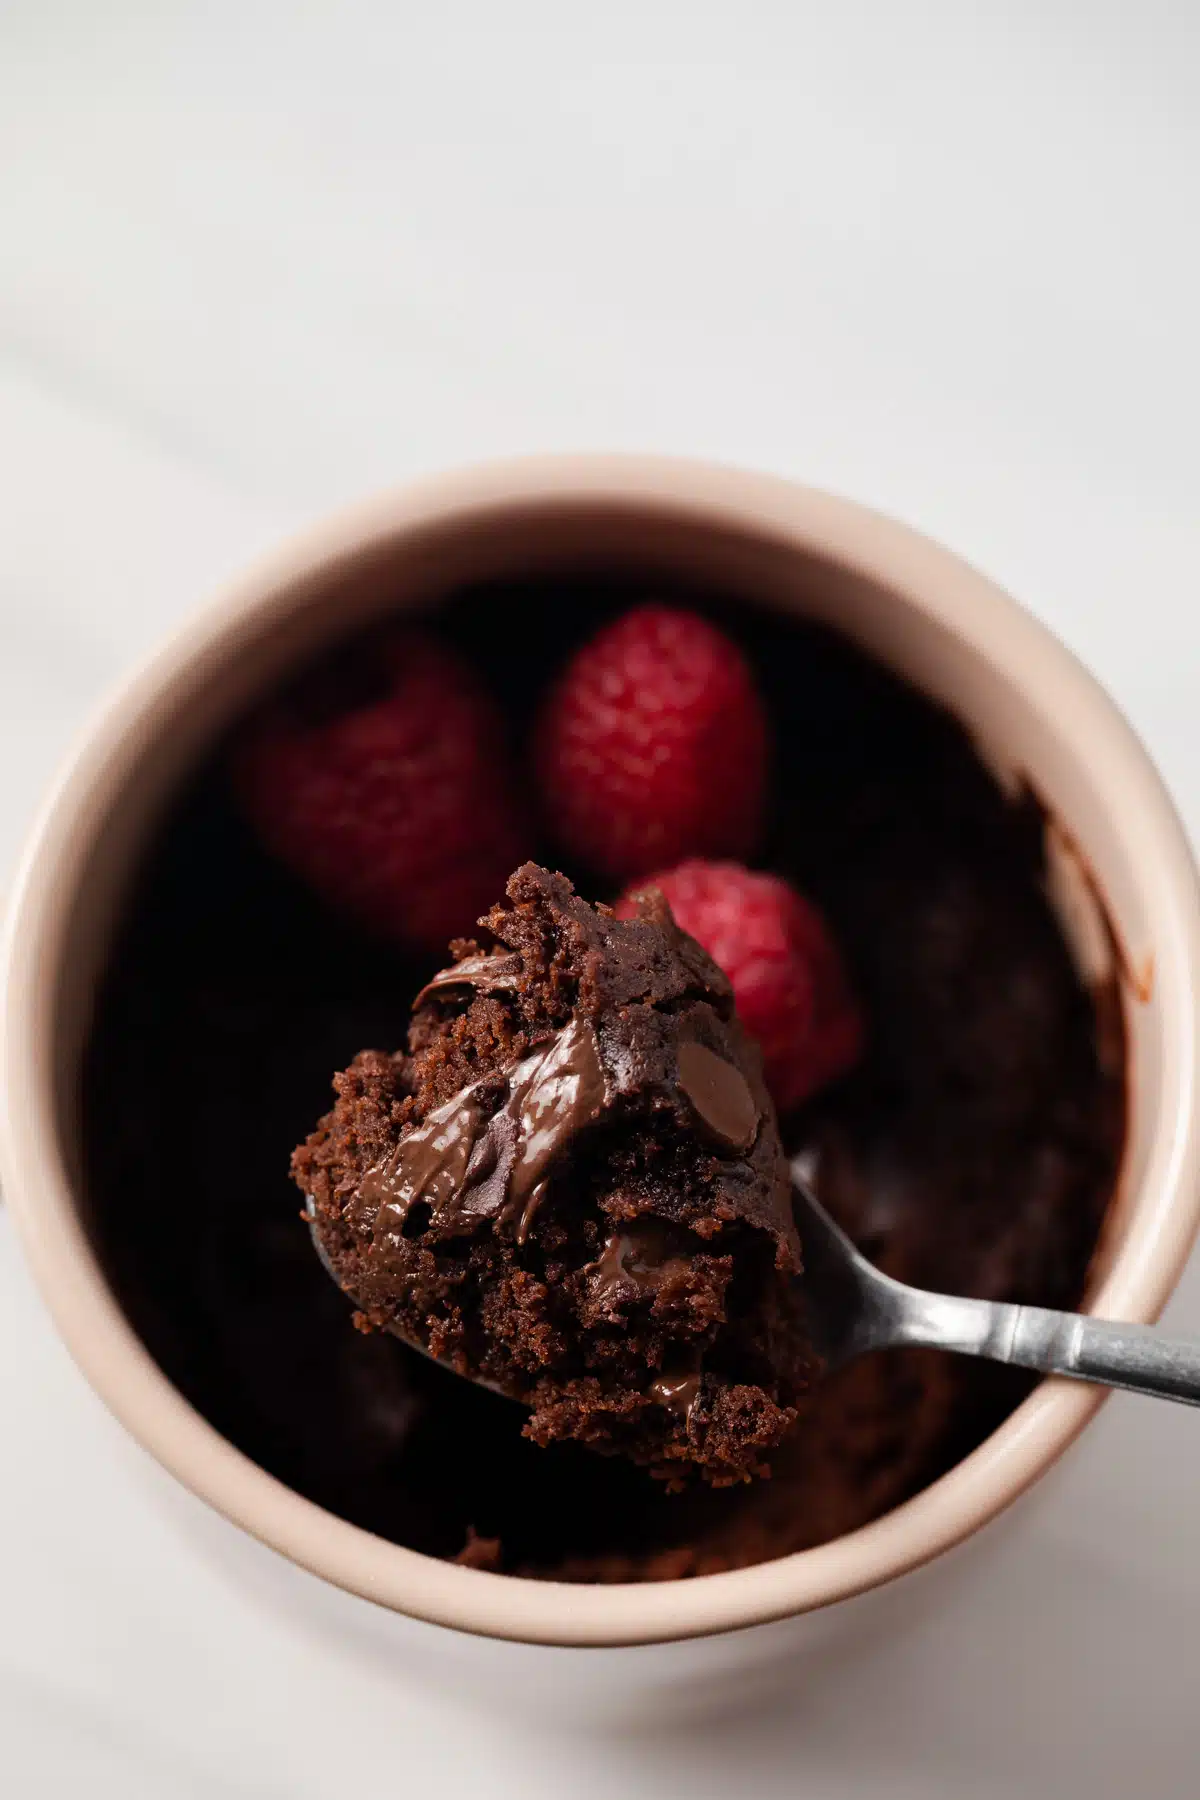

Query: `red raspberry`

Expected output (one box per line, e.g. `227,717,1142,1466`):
233,629,525,953
533,605,768,881
618,860,863,1111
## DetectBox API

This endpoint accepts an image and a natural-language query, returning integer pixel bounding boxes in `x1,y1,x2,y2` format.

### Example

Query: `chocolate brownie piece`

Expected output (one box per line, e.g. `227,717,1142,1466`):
294,863,814,1485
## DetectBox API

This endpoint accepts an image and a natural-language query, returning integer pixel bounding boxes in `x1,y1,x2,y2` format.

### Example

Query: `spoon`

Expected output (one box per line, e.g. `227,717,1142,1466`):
790,1160,1200,1403
306,1177,1200,1407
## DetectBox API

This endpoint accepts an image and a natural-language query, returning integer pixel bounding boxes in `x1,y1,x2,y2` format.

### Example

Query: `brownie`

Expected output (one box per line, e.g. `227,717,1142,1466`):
79,580,1126,1582
295,864,814,1486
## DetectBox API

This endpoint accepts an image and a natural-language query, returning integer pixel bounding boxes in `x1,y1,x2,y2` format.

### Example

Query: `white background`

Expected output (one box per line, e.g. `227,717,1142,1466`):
1,4,1199,1795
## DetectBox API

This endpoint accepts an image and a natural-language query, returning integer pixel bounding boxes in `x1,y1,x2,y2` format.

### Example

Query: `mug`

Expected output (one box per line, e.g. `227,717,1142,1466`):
2,456,1198,1665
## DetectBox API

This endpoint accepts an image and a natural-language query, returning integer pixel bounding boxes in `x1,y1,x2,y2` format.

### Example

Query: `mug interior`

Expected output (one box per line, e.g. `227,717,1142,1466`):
5,464,1198,1644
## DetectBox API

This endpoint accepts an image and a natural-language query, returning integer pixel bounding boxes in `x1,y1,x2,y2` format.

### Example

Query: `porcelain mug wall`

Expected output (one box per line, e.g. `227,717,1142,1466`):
2,458,1198,1693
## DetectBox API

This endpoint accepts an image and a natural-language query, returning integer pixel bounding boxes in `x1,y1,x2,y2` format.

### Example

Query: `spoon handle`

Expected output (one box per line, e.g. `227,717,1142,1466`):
895,1288,1200,1405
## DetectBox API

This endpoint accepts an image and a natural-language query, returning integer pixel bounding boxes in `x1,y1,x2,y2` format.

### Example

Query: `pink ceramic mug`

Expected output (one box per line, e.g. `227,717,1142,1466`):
2,456,1199,1656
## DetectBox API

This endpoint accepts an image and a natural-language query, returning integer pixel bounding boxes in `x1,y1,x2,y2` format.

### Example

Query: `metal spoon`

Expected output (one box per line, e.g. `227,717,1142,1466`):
790,1160,1200,1403
307,1178,1200,1407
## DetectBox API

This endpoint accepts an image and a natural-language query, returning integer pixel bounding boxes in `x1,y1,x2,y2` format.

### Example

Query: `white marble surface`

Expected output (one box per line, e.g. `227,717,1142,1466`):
2,3,1199,1794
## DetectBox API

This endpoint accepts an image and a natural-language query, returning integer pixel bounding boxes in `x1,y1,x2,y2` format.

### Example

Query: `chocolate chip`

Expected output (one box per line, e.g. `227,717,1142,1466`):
676,1040,760,1152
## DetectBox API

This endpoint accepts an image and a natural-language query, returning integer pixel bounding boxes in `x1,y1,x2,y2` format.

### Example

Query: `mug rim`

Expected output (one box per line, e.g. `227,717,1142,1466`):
3,453,1199,1648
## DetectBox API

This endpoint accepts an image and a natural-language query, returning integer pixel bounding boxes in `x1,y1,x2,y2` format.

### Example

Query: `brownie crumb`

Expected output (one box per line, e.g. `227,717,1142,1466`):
294,864,815,1485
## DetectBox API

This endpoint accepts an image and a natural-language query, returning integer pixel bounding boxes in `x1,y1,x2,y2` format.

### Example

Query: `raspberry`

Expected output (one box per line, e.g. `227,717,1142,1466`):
533,605,768,881
233,629,525,953
618,860,863,1111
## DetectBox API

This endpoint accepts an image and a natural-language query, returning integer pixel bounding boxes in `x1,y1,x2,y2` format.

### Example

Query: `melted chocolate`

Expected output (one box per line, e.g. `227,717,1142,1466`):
649,1372,703,1421
352,1084,490,1237
498,1018,608,1239
590,1225,692,1303
352,1018,607,1255
411,952,523,1010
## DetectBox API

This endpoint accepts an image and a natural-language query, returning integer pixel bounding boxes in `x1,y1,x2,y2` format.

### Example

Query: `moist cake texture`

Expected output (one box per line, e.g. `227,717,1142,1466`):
296,864,814,1486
